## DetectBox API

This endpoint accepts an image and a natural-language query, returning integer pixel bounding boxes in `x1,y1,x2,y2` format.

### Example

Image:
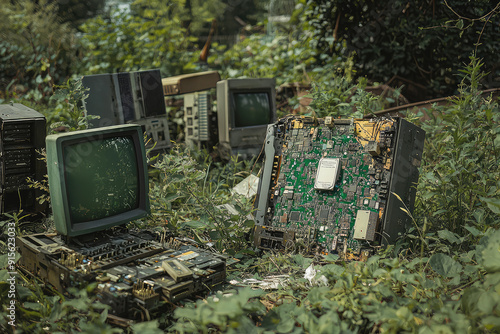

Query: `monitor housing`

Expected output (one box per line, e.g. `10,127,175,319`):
217,78,277,158
46,124,149,237
253,116,425,258
82,69,171,152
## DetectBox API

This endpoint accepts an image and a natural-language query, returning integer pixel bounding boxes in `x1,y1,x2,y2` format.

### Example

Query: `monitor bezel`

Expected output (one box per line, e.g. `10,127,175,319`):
46,124,150,237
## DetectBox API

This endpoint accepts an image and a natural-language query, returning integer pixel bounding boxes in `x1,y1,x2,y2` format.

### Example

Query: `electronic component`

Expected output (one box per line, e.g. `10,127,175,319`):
254,115,425,255
366,141,381,156
0,103,47,214
353,210,378,241
17,231,226,319
314,158,341,190
184,91,212,149
162,259,193,282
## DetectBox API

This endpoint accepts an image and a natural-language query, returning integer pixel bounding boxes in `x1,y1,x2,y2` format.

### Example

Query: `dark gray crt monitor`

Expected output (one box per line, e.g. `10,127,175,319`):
82,69,166,128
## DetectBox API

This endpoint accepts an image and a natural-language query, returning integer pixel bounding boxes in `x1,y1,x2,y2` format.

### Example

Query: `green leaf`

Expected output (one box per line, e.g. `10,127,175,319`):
243,220,255,228
477,291,498,314
482,315,500,331
324,254,339,262
437,229,460,244
131,320,163,334
479,229,500,273
23,302,42,311
464,225,482,237
182,220,207,229
429,253,462,277
480,196,500,214
293,254,313,268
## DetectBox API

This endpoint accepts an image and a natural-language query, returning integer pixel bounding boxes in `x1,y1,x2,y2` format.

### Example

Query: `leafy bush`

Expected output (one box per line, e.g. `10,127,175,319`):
297,0,500,98
77,0,200,76
45,77,100,133
0,0,78,102
148,145,257,254
415,57,500,235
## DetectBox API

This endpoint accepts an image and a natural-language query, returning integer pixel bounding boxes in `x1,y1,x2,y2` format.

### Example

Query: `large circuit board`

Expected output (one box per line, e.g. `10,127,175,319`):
254,115,425,257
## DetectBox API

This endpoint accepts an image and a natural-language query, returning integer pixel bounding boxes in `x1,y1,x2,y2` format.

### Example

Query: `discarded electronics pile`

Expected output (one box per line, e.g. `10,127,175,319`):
10,104,424,322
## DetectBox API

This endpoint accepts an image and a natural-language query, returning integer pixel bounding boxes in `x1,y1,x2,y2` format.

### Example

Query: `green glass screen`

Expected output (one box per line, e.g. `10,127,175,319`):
234,92,271,127
63,136,139,225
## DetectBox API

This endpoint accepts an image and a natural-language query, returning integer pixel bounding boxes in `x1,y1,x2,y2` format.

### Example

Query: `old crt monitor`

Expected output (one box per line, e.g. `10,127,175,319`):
46,124,149,237
82,69,165,128
217,78,277,157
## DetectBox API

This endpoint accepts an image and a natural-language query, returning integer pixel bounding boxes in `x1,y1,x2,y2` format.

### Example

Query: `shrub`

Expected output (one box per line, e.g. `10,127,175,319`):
0,0,78,102
415,56,500,236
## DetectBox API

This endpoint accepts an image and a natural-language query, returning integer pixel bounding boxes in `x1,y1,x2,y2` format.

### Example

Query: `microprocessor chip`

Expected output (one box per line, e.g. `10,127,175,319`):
289,211,301,222
284,190,294,199
319,207,329,221
314,157,341,190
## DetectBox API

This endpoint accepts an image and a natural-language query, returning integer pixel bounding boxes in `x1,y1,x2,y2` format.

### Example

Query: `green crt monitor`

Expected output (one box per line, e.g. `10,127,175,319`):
46,124,150,237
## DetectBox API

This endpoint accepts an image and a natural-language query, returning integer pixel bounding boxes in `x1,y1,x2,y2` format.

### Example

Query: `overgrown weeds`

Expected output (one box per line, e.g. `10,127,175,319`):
414,56,500,237
147,145,258,255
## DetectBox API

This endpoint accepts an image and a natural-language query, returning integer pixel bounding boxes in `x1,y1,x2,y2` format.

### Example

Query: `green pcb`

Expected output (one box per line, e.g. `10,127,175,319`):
266,117,395,254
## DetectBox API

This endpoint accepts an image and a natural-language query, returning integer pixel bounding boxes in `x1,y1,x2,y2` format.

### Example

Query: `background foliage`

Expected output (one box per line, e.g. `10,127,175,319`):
0,0,78,102
78,0,199,76
296,0,500,100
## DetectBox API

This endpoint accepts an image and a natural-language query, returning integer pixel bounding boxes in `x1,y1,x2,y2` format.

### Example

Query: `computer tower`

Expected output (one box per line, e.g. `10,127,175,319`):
0,103,47,214
253,116,425,256
184,91,214,149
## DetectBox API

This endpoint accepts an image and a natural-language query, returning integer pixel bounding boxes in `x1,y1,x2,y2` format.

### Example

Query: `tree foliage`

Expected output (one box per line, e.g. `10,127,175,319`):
54,0,106,28
297,0,500,99
0,0,78,102
77,0,200,76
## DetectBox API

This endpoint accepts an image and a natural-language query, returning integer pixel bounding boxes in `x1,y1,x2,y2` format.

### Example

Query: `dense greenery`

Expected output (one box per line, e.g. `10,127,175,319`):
0,0,500,332
297,0,500,99
0,0,79,102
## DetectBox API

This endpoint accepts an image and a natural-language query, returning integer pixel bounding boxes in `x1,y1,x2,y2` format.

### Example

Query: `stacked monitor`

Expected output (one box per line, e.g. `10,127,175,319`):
46,124,149,236
82,69,170,152
216,78,277,158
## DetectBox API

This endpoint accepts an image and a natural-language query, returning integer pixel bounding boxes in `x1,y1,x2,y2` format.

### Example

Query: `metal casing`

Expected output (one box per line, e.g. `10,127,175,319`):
0,103,47,214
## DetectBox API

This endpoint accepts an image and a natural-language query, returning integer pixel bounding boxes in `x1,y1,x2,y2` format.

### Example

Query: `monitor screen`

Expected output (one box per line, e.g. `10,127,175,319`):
233,92,271,127
64,136,139,224
46,124,149,237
